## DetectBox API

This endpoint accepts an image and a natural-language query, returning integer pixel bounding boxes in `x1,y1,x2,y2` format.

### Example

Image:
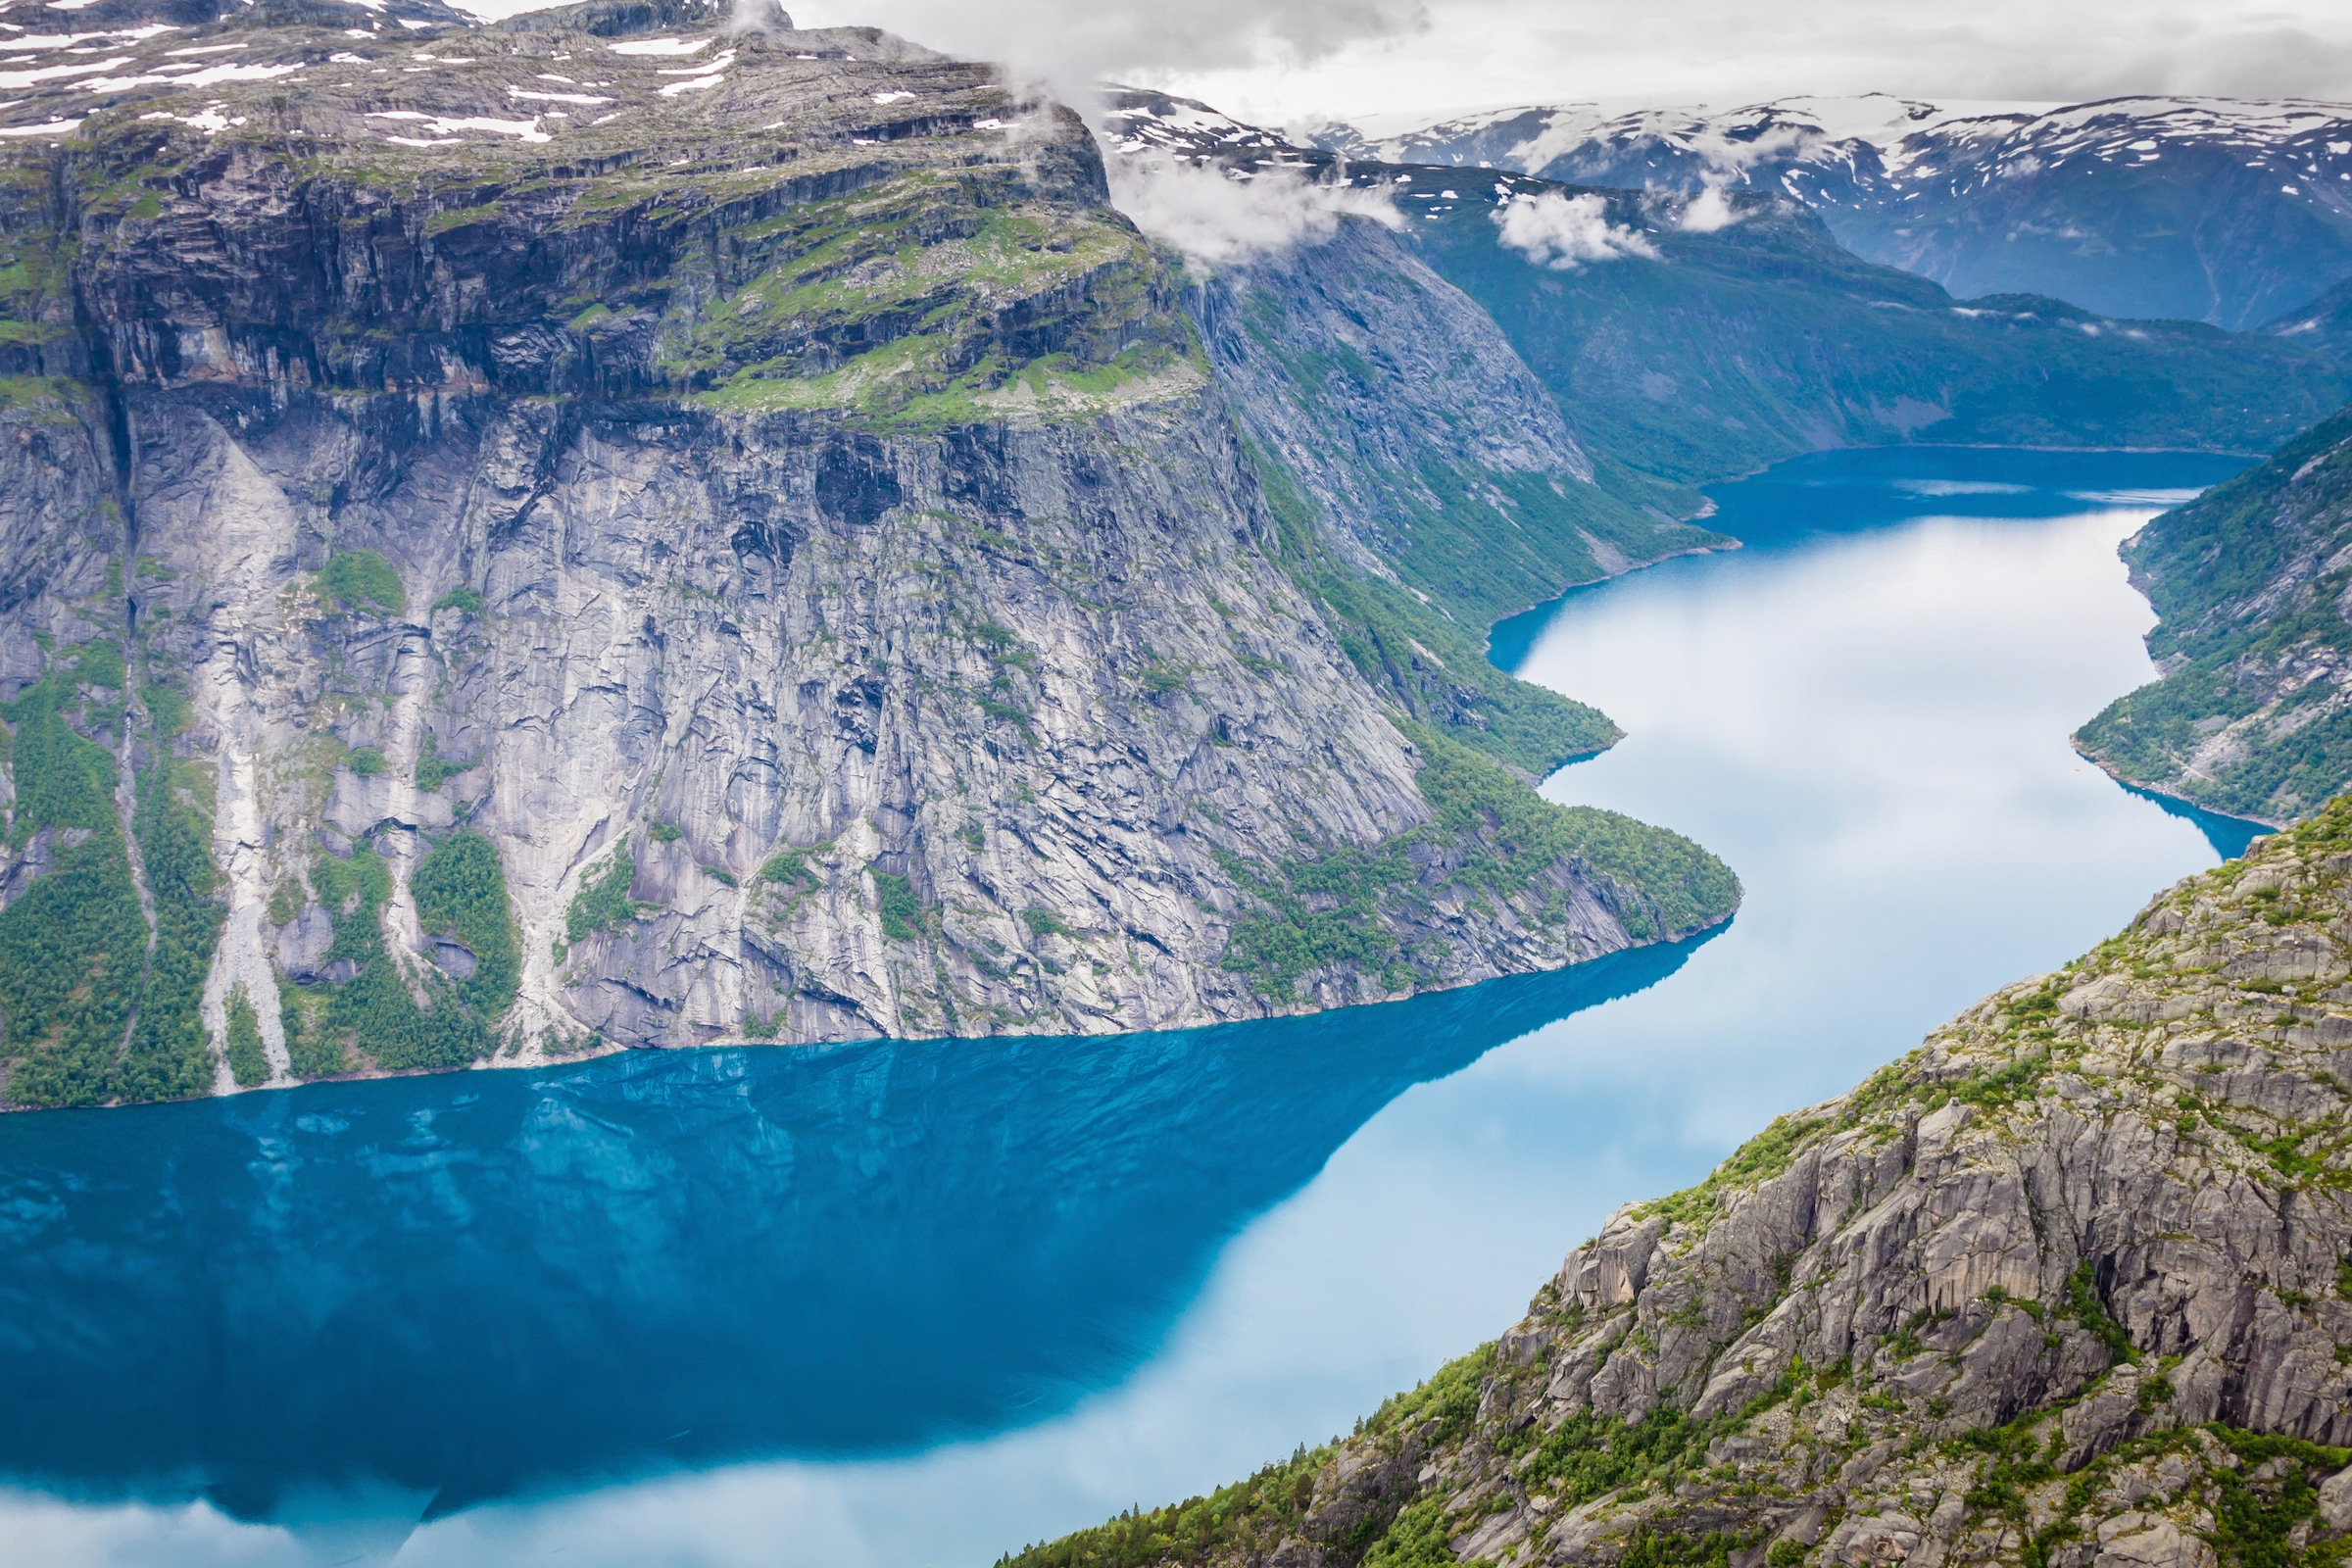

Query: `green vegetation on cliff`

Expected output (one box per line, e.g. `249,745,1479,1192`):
0,674,147,1105
998,1347,1494,1568
0,667,227,1106
223,986,268,1089
1251,444,1618,779
122,739,225,1102
411,831,520,1022
2075,405,2352,822
295,835,510,1076
1220,275,1728,630
671,172,1189,427
564,849,641,944
1217,441,1739,1003
317,550,408,617
1221,724,1737,999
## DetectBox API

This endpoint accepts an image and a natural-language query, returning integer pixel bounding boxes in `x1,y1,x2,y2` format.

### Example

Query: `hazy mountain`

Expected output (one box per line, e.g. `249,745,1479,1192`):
1106,92,2352,496
1316,94,2352,330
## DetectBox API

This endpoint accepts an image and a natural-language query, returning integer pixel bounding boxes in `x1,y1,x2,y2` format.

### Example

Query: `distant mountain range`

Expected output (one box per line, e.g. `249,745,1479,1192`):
1101,87,2352,499
1311,94,2352,331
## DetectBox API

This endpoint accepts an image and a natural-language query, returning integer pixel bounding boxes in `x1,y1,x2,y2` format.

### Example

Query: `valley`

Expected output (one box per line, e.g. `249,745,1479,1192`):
0,447,2261,1565
0,1,2349,1564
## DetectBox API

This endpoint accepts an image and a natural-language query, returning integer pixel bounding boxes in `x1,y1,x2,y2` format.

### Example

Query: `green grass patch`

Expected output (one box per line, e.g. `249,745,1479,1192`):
74,639,124,690
317,550,406,616
411,831,519,1023
223,986,268,1087
875,870,927,941
564,850,639,943
422,203,500,236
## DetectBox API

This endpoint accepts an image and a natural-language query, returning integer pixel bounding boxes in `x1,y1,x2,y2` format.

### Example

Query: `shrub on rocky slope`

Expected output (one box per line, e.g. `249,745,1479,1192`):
1012,795,2352,1568
2077,407,2352,826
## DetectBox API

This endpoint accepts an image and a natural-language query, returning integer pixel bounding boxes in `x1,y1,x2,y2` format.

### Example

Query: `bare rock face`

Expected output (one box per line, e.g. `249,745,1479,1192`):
0,0,1735,1102
1019,796,2352,1568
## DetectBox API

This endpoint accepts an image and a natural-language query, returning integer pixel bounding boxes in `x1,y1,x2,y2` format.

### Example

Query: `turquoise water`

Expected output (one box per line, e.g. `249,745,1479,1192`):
0,448,2264,1566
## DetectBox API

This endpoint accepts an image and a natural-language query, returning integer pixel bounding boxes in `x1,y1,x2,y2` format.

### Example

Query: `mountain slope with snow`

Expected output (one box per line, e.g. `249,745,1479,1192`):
1315,95,2352,330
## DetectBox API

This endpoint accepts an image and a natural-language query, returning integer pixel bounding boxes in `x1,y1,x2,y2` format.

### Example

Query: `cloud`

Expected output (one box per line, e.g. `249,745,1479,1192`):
1135,0,2352,131
783,0,1430,99
453,0,2352,141
1664,125,1810,232
1676,183,1739,232
1491,190,1655,270
1106,153,1403,268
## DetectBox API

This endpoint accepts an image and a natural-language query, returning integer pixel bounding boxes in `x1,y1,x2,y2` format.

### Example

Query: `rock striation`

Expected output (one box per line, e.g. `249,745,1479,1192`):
0,0,1737,1102
1015,794,2352,1568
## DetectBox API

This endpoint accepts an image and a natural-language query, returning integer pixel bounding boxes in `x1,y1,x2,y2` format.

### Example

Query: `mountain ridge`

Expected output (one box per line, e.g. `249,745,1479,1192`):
1310,94,2352,331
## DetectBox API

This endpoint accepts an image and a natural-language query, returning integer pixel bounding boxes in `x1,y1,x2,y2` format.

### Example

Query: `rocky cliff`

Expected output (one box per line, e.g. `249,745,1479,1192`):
0,0,1740,1103
2076,406,2352,826
1014,794,2352,1568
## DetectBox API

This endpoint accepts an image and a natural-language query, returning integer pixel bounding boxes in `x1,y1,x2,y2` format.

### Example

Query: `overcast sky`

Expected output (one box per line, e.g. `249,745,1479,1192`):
470,0,2352,129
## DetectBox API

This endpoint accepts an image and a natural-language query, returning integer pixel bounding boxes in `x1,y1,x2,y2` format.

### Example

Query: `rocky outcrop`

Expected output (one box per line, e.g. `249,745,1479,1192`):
2077,405,2352,825
1019,794,2352,1568
0,0,1737,1102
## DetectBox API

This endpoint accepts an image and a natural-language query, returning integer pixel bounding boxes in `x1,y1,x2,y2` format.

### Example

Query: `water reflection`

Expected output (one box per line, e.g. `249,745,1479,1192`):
0,447,2278,1567
2115,780,2270,861
1488,447,2252,670
0,938,1707,1517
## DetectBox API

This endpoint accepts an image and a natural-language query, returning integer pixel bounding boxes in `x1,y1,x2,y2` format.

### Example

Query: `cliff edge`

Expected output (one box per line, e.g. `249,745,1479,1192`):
1013,795,2352,1568
0,0,1737,1102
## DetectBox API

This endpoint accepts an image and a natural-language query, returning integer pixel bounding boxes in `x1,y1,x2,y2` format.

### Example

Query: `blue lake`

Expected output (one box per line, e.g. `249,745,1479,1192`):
0,447,2265,1566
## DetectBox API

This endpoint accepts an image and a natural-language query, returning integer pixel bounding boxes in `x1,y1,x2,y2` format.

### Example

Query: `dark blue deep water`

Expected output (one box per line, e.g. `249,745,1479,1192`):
0,447,2275,1566
0,943,1698,1518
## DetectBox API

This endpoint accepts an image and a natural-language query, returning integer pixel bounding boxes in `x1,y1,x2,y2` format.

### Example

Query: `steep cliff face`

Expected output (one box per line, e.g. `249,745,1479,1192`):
1191,217,1727,630
1018,796,2352,1568
1183,215,1727,779
0,0,1737,1102
2076,407,2352,826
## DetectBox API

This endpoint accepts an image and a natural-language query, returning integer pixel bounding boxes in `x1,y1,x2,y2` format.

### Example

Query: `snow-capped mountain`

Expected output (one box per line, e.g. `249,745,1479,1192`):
1096,86,1297,158
1313,95,2352,330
